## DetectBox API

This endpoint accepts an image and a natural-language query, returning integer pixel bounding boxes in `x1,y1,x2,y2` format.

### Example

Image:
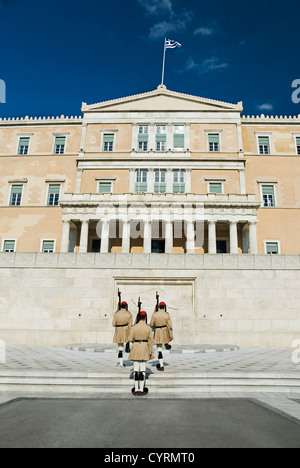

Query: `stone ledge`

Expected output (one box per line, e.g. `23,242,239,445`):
0,253,299,270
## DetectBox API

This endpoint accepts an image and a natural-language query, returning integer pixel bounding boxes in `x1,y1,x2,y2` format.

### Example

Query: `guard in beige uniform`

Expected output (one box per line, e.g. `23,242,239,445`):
112,301,133,367
150,302,173,371
128,311,154,396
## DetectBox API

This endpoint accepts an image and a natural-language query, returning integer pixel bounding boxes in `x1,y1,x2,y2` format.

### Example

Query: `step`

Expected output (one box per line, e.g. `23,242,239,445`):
0,370,299,394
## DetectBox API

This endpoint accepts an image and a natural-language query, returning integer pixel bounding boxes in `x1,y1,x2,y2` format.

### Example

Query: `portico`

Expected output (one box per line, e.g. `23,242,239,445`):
59,192,260,254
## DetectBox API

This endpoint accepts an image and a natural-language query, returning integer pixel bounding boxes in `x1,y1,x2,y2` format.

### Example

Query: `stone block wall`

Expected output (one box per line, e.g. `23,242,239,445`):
0,253,299,348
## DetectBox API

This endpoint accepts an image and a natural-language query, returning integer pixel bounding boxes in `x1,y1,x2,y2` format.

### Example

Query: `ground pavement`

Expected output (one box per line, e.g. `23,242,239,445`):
0,345,299,448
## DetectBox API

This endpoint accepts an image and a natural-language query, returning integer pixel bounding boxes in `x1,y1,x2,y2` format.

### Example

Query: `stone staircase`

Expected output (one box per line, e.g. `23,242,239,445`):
0,368,299,395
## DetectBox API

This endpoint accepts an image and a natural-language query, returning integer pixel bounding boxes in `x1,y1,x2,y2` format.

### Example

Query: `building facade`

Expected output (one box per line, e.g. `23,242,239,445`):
1,85,300,256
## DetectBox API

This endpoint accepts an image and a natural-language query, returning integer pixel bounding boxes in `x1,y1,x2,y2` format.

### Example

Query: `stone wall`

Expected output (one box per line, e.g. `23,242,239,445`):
0,253,299,348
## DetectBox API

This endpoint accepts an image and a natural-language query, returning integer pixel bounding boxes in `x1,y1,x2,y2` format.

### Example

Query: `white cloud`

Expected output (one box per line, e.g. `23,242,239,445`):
194,27,215,36
137,0,173,16
186,57,229,74
149,12,191,39
138,0,192,40
257,103,273,111
149,21,178,39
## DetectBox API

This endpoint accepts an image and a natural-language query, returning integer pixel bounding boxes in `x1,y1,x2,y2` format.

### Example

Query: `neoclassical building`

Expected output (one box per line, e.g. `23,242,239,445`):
1,85,300,255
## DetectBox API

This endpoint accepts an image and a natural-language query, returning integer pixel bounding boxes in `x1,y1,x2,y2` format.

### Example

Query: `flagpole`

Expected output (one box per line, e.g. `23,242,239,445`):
161,38,167,85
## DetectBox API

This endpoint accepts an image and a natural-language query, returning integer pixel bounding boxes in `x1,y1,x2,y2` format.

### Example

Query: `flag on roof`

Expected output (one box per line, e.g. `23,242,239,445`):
165,39,182,49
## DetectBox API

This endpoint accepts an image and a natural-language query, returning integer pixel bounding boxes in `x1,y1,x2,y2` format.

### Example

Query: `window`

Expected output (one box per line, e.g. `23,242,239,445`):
173,125,184,151
103,134,114,152
208,134,220,152
3,240,15,252
265,242,279,254
18,137,30,155
47,184,60,206
154,170,166,193
209,182,223,194
98,182,112,193
9,185,23,206
296,137,300,155
156,126,167,151
258,136,270,154
151,240,165,253
138,126,149,151
135,170,147,192
54,136,66,154
173,170,185,193
262,185,275,207
42,240,55,253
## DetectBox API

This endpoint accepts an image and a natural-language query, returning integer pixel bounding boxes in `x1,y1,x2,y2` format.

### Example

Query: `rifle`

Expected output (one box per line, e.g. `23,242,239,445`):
117,288,122,310
155,291,159,312
135,297,142,324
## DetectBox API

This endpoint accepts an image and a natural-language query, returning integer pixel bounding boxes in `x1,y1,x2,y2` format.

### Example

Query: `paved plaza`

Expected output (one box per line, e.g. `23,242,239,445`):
0,345,299,448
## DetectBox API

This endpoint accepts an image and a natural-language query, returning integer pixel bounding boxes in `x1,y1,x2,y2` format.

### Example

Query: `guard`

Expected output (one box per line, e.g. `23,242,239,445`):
150,302,174,371
112,301,133,367
128,311,154,396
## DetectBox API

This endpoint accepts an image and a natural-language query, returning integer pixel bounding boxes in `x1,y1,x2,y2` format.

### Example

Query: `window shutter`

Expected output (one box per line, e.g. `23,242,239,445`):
173,183,185,193
43,241,54,251
258,136,269,145
103,134,114,143
266,242,278,254
208,134,220,143
156,134,166,142
48,184,60,194
19,137,30,146
209,183,222,194
3,240,15,251
99,182,111,193
55,136,66,145
174,134,184,148
262,185,274,195
11,185,23,194
135,183,147,192
138,134,149,142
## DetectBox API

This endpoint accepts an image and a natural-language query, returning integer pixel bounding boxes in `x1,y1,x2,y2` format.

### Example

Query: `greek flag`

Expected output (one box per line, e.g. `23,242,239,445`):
165,39,182,49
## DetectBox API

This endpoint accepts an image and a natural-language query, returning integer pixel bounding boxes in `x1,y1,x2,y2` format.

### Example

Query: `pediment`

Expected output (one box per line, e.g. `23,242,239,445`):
82,86,243,113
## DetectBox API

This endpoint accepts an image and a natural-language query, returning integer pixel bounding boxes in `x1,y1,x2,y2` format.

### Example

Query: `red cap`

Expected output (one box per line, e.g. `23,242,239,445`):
121,301,128,306
139,311,147,316
159,302,166,307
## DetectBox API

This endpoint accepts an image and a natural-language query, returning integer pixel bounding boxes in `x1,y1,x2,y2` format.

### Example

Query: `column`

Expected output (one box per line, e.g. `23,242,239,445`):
60,219,71,253
185,169,191,193
76,169,83,192
149,124,155,151
143,220,152,253
229,221,238,254
122,220,131,253
165,221,173,254
166,169,173,192
147,169,155,193
186,221,195,254
100,220,110,253
129,169,135,193
79,220,89,253
166,123,173,151
239,169,246,194
185,123,191,152
249,222,258,254
208,221,217,254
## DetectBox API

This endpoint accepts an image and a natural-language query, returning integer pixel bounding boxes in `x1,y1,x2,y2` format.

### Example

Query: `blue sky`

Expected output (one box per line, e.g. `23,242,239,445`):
0,0,299,117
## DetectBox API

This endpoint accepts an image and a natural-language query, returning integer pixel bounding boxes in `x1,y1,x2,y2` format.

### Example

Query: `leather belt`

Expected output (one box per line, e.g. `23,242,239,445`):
134,340,148,343
115,323,129,328
155,325,167,329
